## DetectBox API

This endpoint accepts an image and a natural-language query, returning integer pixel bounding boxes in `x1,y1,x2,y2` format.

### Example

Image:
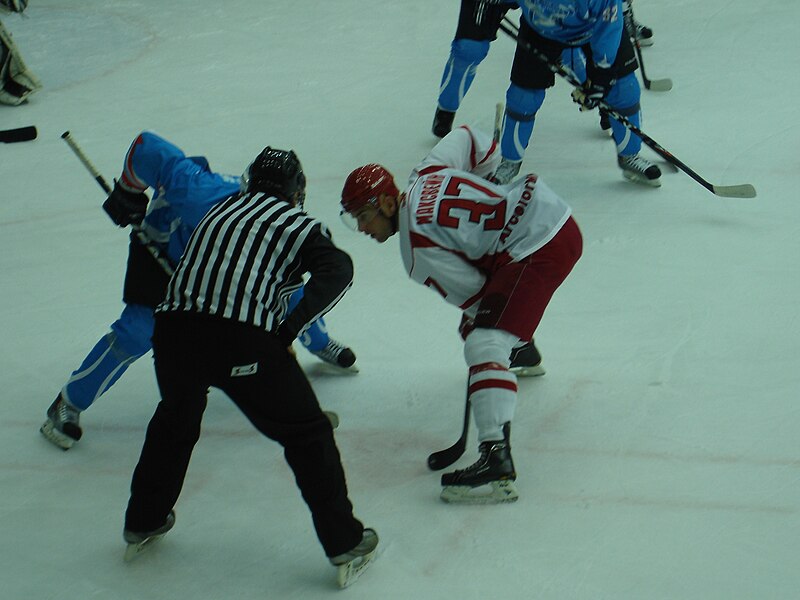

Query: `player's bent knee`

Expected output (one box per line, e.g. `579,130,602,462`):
505,84,546,117
451,38,491,64
464,328,519,368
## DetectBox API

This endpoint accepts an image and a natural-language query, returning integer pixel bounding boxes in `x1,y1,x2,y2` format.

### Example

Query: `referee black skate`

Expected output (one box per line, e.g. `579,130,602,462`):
123,146,377,588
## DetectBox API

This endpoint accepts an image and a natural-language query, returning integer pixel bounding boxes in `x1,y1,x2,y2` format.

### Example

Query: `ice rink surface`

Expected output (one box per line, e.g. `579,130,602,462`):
1,1,799,598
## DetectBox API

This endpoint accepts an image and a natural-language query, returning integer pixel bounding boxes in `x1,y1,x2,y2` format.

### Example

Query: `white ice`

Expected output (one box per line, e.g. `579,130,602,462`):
1,1,799,598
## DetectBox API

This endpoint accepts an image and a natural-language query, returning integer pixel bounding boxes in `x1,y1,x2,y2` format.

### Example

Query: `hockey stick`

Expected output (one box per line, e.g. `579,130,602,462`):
498,18,756,199
493,102,503,143
0,125,37,143
61,131,176,276
623,5,672,91
427,385,471,471
631,36,671,92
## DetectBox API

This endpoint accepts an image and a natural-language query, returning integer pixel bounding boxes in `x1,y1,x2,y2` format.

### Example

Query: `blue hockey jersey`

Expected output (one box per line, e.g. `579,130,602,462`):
119,132,242,264
511,0,623,68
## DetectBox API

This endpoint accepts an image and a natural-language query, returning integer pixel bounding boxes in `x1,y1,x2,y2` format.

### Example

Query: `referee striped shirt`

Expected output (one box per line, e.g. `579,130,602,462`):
157,192,353,342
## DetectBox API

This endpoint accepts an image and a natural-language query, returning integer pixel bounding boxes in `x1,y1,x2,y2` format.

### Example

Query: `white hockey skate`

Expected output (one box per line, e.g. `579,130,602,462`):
123,510,176,561
330,528,379,588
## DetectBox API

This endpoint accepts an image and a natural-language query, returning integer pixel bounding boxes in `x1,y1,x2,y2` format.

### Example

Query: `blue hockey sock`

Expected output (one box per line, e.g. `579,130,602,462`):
437,39,490,112
62,304,154,411
605,73,643,156
501,84,545,161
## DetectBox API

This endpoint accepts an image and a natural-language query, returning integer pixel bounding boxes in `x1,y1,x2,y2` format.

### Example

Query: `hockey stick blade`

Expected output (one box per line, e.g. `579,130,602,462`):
427,437,467,471
645,78,673,92
712,183,757,199
497,18,757,200
427,395,471,471
0,126,37,143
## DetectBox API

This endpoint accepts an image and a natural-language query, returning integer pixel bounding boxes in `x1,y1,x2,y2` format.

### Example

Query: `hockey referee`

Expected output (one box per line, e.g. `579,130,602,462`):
122,146,378,586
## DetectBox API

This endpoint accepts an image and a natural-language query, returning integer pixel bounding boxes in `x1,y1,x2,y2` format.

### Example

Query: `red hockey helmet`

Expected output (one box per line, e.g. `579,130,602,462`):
340,164,398,214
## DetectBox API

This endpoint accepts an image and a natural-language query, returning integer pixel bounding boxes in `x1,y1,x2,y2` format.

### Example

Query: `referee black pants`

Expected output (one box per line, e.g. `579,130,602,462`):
124,312,364,558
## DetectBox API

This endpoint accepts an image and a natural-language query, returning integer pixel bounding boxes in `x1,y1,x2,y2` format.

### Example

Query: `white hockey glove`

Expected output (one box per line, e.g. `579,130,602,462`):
571,67,615,111
0,21,42,105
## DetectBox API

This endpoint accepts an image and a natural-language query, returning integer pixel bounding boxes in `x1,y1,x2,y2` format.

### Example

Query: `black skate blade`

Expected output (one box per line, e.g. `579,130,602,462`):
440,480,519,505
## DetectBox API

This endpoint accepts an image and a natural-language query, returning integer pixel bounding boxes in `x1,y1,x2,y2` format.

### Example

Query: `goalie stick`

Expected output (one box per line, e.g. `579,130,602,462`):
61,131,176,276
427,384,471,471
498,18,756,199
0,125,37,143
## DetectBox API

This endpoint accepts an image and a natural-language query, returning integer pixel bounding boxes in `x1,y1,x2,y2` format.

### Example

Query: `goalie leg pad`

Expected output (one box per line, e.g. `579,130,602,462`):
0,20,42,105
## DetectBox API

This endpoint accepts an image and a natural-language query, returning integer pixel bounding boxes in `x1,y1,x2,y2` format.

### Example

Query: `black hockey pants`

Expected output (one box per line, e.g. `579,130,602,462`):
124,311,364,557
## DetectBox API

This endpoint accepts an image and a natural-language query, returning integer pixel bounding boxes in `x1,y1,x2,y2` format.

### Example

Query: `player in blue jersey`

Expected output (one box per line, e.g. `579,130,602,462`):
41,132,358,450
493,0,661,187
432,0,517,137
432,0,659,187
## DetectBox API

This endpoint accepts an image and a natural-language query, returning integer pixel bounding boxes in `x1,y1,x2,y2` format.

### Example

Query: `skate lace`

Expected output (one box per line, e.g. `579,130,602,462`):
56,399,79,425
621,154,653,173
454,444,495,476
314,339,346,363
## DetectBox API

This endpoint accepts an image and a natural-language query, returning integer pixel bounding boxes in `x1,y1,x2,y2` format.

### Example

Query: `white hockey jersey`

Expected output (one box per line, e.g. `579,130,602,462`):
398,126,572,317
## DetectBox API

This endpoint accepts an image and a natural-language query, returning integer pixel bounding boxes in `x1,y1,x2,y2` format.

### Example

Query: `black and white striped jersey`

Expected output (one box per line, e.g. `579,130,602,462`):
157,191,353,343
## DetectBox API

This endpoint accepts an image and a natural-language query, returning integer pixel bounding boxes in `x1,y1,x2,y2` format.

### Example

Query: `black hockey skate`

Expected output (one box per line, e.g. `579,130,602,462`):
312,339,359,373
509,341,546,377
40,394,82,450
632,22,654,46
330,528,379,588
123,510,176,561
440,428,519,504
618,154,662,187
432,108,456,138
623,0,654,47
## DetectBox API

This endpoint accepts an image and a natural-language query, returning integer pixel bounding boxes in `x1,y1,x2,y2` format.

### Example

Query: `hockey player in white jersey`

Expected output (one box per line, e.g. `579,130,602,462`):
340,126,582,503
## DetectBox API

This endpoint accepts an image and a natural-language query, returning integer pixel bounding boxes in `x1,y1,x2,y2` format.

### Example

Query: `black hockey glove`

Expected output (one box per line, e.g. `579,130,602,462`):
102,180,149,227
571,67,615,111
0,1,29,14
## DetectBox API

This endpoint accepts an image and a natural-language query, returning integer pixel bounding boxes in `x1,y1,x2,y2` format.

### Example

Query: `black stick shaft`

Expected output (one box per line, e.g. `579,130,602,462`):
427,386,471,471
61,131,176,275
